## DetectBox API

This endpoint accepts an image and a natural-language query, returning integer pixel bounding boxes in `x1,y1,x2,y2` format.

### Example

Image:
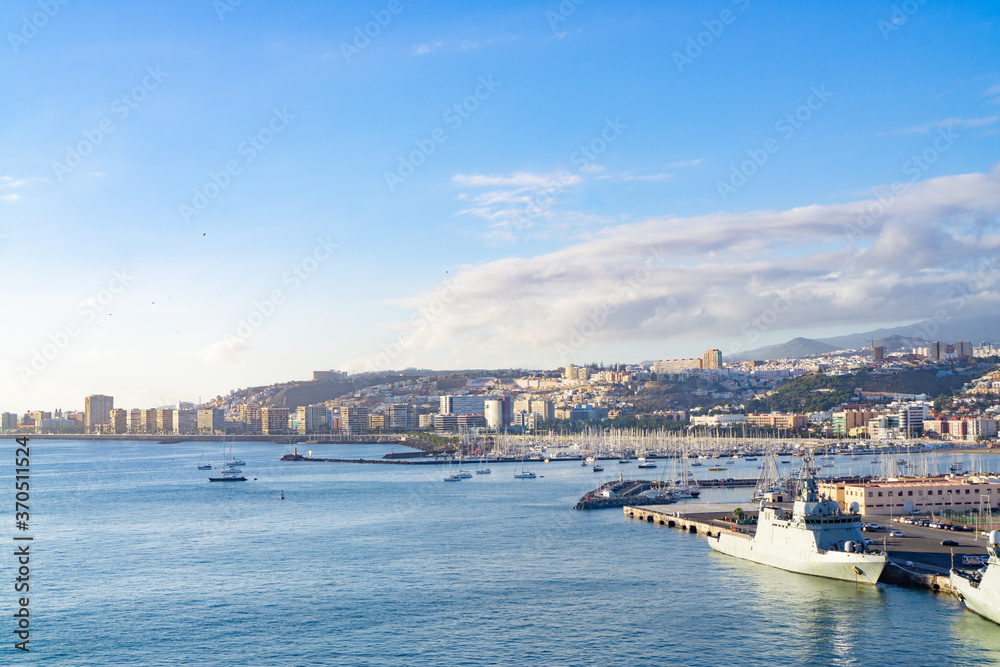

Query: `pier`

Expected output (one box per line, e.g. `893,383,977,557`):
624,504,978,592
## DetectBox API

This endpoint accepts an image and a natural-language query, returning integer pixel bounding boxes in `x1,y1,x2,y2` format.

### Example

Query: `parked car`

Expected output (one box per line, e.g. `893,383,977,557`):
862,537,873,546
941,539,959,546
911,509,923,514
890,530,906,537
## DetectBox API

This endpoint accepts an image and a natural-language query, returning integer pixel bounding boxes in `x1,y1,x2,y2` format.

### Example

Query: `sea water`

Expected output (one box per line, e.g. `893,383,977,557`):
2,440,998,666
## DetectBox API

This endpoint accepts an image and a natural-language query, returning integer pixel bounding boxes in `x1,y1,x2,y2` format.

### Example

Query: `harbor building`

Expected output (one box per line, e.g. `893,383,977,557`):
238,405,262,434
261,407,289,435
173,409,198,435
341,406,369,434
388,404,416,430
439,395,486,415
1,412,17,431
84,394,114,433
156,408,174,434
747,412,807,429
832,409,877,437
109,409,128,434
197,408,225,434
484,399,503,429
818,477,1000,516
296,405,329,434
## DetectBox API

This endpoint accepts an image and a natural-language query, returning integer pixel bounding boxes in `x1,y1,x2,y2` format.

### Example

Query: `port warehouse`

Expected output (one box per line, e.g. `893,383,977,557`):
818,476,1000,515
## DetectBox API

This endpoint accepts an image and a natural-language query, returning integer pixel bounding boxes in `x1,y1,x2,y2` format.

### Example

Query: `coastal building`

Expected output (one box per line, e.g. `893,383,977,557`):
173,409,198,435
439,395,486,415
296,405,329,434
832,409,877,437
127,409,145,433
261,407,289,435
691,414,748,427
197,408,225,434
484,399,503,429
156,408,174,434
238,405,262,434
368,414,386,431
1,412,17,431
109,409,128,434
388,404,416,430
819,477,1000,515
341,406,369,434
747,413,807,429
84,394,114,433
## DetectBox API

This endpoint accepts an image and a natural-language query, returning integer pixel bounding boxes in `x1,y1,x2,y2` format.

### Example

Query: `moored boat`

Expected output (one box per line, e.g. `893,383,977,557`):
708,451,886,585
950,531,1000,625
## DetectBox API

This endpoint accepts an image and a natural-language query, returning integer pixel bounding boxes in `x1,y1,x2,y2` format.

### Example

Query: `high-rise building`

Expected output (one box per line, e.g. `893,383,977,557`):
388,404,416,430
261,407,289,435
238,405,262,433
439,395,486,415
564,364,576,380
529,400,554,421
84,394,114,433
702,349,722,370
197,408,225,433
296,405,329,434
127,409,144,433
484,399,503,429
872,346,886,360
929,341,943,360
2,413,18,431
173,409,198,435
109,408,128,434
156,408,175,434
341,406,369,434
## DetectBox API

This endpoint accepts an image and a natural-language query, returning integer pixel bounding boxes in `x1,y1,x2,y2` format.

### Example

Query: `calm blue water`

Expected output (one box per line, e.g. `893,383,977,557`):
3,440,999,666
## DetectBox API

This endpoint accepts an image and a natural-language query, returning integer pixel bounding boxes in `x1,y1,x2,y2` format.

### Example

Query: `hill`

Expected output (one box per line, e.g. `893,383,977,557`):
743,368,973,413
731,337,837,362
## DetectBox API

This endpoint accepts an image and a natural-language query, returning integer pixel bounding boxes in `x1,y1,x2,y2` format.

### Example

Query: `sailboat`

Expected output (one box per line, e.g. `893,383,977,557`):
209,436,247,482
514,454,536,479
476,455,491,474
197,454,212,470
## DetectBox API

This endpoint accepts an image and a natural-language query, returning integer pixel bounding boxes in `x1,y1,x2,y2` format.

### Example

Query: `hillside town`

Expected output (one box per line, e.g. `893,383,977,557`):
5,341,1000,447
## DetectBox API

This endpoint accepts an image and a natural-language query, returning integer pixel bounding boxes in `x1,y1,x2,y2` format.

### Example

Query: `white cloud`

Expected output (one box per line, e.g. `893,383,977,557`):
597,171,674,183
201,337,247,364
388,163,1000,369
0,194,20,203
881,116,999,135
666,158,703,168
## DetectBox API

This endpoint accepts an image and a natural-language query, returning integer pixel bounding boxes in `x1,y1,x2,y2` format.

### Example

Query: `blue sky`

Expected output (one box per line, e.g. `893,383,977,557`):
2,0,999,411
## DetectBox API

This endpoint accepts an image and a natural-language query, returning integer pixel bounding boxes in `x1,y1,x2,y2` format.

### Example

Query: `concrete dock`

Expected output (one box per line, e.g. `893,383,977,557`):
624,504,988,591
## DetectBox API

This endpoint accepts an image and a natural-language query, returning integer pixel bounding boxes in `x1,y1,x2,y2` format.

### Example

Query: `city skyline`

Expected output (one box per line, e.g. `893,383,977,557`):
3,1,999,410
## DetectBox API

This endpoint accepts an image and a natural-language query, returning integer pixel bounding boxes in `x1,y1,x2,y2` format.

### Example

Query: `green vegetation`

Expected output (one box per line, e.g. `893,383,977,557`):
743,367,981,413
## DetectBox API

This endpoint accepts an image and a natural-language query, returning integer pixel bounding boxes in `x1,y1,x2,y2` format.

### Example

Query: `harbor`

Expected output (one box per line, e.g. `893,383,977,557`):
623,503,991,592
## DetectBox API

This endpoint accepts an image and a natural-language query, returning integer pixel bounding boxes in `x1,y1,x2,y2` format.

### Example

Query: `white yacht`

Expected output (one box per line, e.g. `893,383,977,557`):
950,531,1000,625
708,451,886,585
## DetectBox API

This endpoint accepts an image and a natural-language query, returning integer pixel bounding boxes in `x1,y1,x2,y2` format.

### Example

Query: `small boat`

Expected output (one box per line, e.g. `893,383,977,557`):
515,458,536,479
476,467,491,475
455,470,473,479
745,457,757,462
690,460,703,467
197,464,212,470
580,460,588,467
593,464,604,472
209,468,246,482
443,474,462,482
780,460,791,464
618,458,630,464
228,459,246,466
637,461,657,469
950,462,964,472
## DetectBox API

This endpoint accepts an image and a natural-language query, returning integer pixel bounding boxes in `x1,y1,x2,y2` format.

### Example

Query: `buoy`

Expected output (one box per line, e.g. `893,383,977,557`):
281,490,285,500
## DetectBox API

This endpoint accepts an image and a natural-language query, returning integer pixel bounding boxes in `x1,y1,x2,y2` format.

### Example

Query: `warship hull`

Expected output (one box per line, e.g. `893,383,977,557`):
710,532,885,584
